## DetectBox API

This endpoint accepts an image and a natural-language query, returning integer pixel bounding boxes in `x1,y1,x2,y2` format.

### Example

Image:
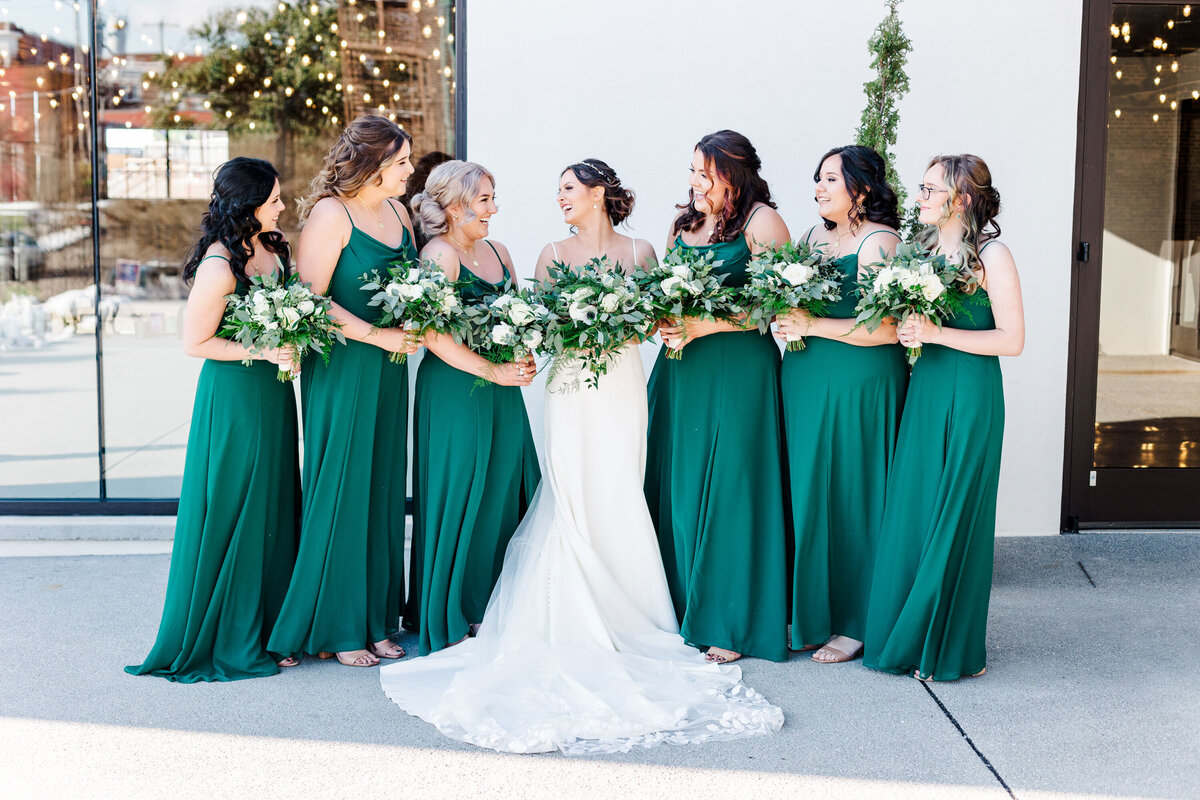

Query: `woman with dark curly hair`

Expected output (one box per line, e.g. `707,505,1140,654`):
645,130,792,665
864,154,1024,682
776,145,907,665
267,115,420,669
126,156,301,682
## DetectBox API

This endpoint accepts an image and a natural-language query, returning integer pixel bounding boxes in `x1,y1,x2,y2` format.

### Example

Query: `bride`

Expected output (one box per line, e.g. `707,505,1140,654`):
380,158,784,755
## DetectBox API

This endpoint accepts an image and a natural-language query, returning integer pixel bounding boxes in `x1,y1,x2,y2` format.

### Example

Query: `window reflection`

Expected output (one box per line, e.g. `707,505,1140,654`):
1,1,458,503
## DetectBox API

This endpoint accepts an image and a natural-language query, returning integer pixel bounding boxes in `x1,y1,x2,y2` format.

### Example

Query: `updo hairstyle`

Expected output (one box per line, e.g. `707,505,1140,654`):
410,160,496,238
562,158,635,226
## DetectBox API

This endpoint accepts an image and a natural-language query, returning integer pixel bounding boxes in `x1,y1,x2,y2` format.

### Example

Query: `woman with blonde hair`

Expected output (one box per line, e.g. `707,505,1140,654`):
268,115,420,668
399,159,540,656
864,153,1024,681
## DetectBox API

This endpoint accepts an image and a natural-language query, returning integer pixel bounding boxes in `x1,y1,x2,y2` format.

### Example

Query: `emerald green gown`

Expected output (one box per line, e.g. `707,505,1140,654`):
863,289,1004,680
403,253,541,656
267,204,414,657
126,269,300,682
785,233,908,648
644,230,788,663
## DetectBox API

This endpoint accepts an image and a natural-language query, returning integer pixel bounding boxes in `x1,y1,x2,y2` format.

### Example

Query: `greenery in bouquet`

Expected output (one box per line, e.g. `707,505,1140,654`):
852,242,974,365
742,240,841,351
632,245,744,360
360,256,467,364
461,285,553,387
219,272,344,381
536,257,657,391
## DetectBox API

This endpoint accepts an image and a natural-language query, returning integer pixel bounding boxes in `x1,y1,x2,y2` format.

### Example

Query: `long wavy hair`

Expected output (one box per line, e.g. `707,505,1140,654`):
672,130,776,244
918,153,1001,292
814,145,901,232
297,114,413,222
562,158,635,227
181,157,290,285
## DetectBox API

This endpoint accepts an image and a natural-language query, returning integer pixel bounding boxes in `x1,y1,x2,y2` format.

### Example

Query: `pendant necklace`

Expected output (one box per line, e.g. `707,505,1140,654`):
357,196,385,229
448,233,479,267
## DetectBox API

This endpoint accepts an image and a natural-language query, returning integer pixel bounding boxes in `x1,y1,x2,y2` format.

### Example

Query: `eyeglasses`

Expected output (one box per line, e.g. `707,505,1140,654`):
917,184,949,201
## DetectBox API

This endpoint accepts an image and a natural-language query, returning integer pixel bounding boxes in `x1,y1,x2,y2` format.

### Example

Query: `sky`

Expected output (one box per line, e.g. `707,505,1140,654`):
1,0,275,55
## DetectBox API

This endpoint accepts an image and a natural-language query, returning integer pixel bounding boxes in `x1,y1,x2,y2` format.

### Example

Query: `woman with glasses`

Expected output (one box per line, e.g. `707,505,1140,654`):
776,145,907,665
863,154,1024,682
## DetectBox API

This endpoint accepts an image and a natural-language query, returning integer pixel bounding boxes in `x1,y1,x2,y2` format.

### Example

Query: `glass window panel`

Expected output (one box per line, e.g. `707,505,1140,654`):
1096,3,1200,469
0,7,100,499
98,0,457,498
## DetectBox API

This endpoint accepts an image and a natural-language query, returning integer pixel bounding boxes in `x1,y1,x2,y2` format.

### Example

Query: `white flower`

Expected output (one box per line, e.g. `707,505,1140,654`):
490,294,513,310
522,329,542,349
568,301,597,325
599,292,621,313
442,292,460,310
397,283,423,301
660,276,684,296
508,300,535,326
872,267,895,293
490,322,515,345
780,262,813,286
899,268,922,290
671,263,691,280
405,267,421,283
568,287,594,303
297,299,315,316
919,275,945,302
279,306,301,329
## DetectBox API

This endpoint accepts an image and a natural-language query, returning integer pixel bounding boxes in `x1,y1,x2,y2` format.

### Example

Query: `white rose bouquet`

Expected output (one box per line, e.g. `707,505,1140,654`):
461,284,553,375
742,240,841,351
632,245,743,360
219,272,344,381
536,256,657,390
852,242,971,365
360,256,466,364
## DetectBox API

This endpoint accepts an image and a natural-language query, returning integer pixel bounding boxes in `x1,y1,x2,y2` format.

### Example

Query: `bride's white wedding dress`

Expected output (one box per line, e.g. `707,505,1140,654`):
380,344,784,754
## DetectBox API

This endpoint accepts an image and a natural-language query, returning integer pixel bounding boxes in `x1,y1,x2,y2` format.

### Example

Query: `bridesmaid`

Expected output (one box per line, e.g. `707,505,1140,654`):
777,146,907,664
863,154,1024,681
403,160,540,656
267,115,420,668
645,130,791,664
126,157,300,682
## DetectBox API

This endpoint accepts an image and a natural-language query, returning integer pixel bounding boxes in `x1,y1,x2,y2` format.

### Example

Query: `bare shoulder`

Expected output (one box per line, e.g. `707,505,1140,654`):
421,237,458,274
979,239,1013,264
386,198,413,225
193,250,237,292
306,196,353,234
745,204,790,250
488,239,514,265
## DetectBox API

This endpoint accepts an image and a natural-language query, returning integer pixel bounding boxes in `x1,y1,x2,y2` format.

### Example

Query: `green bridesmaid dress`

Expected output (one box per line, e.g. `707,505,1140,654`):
863,287,1004,681
785,230,908,649
267,201,414,657
644,221,789,663
126,263,300,682
403,247,541,656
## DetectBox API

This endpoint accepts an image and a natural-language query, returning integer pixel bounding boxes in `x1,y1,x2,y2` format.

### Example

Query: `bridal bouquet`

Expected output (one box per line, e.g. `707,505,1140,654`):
742,240,841,351
220,272,344,381
537,257,657,390
360,256,466,364
852,242,970,365
633,245,743,360
461,285,553,368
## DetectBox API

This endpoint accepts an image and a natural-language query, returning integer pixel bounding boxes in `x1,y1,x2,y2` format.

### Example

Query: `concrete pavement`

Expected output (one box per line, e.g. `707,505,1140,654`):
1,532,1197,799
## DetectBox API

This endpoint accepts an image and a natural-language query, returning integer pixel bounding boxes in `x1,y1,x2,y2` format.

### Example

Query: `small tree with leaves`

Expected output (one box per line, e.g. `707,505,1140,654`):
153,1,343,179
854,0,915,234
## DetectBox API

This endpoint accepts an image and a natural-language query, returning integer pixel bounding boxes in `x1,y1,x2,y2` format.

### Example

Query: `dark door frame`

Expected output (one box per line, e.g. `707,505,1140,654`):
1063,0,1200,529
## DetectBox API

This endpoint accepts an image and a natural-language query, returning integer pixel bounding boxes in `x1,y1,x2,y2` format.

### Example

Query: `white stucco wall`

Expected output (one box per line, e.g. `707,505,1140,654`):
464,0,1082,535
